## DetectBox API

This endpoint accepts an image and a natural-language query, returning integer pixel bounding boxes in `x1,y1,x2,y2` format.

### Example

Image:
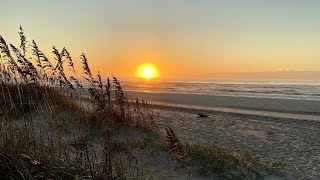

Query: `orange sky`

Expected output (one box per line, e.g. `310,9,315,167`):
1,1,320,80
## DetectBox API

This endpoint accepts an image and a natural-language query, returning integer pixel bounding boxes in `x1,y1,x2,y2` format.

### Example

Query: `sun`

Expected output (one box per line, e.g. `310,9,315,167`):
136,63,159,80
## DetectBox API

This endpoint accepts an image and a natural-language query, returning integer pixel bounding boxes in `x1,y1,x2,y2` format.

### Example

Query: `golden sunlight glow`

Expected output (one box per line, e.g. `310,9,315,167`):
136,63,159,80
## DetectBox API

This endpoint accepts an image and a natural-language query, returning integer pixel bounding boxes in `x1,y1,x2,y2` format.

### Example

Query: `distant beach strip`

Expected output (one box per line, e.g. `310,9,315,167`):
126,91,320,117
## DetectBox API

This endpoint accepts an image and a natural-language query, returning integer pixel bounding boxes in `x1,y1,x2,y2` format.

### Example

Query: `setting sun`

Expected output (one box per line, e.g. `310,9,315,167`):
136,63,159,80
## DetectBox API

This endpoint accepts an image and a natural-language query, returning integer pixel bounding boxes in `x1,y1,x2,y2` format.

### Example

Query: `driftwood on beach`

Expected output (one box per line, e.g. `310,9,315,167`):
191,106,210,118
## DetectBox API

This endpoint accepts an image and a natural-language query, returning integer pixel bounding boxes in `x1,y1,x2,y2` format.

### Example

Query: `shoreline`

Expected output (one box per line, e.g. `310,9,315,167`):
147,100,320,122
126,91,320,115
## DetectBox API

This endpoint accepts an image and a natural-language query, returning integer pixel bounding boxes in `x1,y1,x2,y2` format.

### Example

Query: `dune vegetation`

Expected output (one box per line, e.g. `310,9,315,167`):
0,27,283,179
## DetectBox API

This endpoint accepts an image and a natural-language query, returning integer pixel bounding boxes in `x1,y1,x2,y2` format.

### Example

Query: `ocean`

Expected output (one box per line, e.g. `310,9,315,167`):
120,79,320,101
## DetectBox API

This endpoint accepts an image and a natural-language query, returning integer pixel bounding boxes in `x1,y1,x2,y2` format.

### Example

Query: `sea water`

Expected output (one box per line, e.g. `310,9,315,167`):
120,79,320,101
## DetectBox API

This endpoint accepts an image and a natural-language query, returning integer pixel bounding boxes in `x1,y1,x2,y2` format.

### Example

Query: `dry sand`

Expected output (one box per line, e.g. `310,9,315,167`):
133,92,320,179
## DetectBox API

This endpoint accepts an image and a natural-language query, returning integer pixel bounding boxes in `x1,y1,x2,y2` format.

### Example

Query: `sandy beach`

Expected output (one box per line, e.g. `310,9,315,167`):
127,91,320,115
127,91,320,179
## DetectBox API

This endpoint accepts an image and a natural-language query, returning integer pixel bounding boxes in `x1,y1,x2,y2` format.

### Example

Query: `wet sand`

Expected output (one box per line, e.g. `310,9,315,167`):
126,91,320,115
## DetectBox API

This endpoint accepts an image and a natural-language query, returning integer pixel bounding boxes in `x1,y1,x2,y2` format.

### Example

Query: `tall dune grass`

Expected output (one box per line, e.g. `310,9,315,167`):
0,26,156,179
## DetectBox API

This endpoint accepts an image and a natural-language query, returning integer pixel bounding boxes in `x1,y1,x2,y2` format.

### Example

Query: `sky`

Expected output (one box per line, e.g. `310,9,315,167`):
1,0,320,80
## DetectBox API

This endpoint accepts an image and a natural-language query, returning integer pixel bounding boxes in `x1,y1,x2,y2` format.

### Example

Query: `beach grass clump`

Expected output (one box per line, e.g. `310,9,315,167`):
0,150,106,180
186,143,284,179
165,127,191,176
0,26,159,179
112,133,167,155
0,84,82,120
